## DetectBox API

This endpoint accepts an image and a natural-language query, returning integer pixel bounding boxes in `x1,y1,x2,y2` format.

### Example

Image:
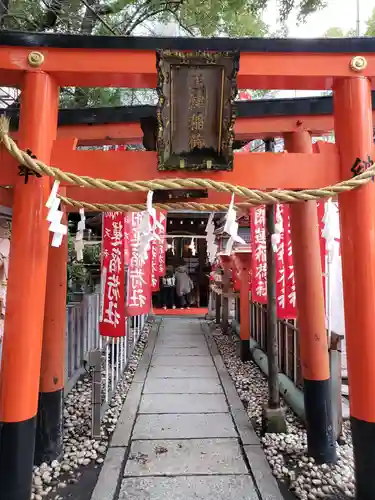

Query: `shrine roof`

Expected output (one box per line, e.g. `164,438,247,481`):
1,31,375,53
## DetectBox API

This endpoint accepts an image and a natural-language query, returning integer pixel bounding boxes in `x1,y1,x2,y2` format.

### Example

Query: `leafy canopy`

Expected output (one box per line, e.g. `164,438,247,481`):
1,0,326,36
0,0,326,108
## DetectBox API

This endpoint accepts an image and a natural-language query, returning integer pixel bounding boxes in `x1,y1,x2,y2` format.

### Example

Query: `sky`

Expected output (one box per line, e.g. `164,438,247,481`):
264,0,375,37
262,0,375,97
127,1,375,100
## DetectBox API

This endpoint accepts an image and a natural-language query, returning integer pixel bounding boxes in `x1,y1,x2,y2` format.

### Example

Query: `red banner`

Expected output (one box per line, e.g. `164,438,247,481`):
275,204,286,316
280,205,296,319
156,211,167,276
99,212,126,337
150,210,167,291
124,212,131,266
250,205,296,317
125,211,152,316
151,239,159,291
251,205,267,303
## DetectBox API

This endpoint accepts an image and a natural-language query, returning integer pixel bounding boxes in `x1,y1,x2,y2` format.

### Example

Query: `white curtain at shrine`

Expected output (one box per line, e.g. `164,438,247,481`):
322,200,345,338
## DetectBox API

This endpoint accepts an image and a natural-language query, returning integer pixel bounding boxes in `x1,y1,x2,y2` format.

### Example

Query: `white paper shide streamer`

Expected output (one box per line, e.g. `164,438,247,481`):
75,208,86,261
321,198,336,341
138,191,161,261
188,237,196,256
46,180,68,248
322,198,336,264
205,213,218,264
271,205,283,253
223,194,246,254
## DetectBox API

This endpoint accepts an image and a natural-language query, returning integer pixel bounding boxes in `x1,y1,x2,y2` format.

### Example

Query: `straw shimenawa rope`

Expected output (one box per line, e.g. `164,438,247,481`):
59,196,249,212
1,115,374,211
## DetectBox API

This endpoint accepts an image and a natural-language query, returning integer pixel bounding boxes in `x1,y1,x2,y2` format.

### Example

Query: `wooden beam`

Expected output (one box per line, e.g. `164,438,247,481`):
10,114,333,146
0,140,341,190
0,136,343,191
0,44,375,90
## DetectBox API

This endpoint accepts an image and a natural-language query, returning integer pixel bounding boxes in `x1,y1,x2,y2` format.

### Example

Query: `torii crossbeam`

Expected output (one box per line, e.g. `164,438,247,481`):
0,31,374,500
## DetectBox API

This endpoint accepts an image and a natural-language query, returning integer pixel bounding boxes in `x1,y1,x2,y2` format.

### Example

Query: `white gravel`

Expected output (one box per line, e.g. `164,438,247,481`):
211,324,355,500
31,324,150,500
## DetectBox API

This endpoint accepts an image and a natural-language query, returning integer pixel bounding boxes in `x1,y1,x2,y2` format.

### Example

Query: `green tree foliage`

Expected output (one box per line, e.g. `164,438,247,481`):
0,0,325,108
323,26,345,37
67,233,101,298
0,0,326,37
365,7,375,36
323,26,356,37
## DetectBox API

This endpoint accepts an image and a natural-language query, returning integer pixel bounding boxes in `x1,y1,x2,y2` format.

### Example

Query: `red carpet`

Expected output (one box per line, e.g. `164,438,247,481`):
153,307,208,316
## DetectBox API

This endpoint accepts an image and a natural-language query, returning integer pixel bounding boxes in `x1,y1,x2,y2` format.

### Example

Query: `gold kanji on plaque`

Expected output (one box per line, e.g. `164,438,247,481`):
189,133,206,150
189,93,206,110
189,113,204,132
193,73,204,86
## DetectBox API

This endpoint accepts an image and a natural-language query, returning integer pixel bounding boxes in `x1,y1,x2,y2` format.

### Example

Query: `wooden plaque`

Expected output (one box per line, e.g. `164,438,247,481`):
156,50,239,171
153,189,208,203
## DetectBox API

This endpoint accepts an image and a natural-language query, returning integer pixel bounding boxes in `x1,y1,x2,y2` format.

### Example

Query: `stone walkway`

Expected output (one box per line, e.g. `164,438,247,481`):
91,317,285,500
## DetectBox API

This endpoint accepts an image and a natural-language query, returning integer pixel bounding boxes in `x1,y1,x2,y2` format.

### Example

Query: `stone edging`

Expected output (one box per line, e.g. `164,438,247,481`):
201,322,285,500
89,318,161,500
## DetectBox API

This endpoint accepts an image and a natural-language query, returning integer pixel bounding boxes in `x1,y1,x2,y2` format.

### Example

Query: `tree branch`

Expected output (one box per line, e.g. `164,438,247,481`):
168,8,195,36
79,0,119,34
123,0,184,34
39,0,68,31
96,0,142,16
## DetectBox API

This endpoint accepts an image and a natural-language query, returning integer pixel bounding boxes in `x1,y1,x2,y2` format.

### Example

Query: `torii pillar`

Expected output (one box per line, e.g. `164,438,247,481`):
0,72,59,500
218,253,232,334
284,131,336,464
35,188,67,465
334,74,375,499
234,249,251,361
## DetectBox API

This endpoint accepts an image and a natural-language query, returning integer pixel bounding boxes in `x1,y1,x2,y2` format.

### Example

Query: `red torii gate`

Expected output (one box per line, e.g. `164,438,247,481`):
0,32,374,500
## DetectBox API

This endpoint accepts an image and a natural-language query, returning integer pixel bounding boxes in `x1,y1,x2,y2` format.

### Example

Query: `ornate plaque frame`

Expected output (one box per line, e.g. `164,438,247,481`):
156,50,239,171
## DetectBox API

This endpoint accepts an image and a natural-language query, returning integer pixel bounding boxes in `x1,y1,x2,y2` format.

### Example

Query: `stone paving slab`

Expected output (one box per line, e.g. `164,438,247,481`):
124,438,248,476
159,330,203,338
156,335,205,343
151,355,214,367
91,317,284,500
147,365,219,379
132,413,237,440
143,378,223,394
152,346,210,356
139,393,228,414
155,338,207,347
155,339,207,347
119,475,259,500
